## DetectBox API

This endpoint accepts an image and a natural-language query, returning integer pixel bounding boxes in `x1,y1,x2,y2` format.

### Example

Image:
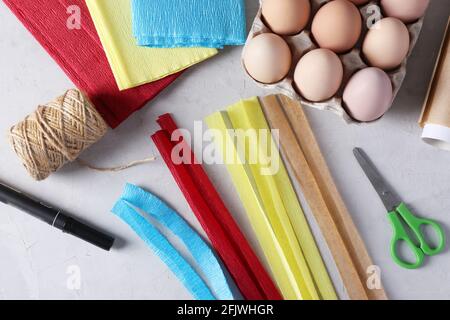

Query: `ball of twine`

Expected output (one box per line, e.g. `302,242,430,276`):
9,89,108,181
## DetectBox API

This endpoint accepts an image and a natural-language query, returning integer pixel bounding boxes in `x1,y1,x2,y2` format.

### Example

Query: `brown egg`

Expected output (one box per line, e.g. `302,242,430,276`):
363,17,410,70
381,0,430,23
262,0,311,35
311,0,362,53
294,48,343,102
243,33,292,84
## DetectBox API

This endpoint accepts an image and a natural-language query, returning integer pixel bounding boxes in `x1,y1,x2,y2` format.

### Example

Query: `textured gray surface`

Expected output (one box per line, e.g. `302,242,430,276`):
0,0,449,300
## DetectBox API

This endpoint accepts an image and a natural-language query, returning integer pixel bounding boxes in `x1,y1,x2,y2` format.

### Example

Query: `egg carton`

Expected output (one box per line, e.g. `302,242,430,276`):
243,0,424,123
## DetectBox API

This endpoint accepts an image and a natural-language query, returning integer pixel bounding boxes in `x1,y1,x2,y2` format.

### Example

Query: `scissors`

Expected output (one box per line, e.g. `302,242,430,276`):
353,148,446,269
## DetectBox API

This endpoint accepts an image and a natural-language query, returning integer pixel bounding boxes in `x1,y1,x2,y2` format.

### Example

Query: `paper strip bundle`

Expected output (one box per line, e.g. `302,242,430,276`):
151,114,282,300
206,97,336,300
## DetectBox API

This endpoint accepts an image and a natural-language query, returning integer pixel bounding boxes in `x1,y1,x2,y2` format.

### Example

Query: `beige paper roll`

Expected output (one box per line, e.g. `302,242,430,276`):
420,17,450,150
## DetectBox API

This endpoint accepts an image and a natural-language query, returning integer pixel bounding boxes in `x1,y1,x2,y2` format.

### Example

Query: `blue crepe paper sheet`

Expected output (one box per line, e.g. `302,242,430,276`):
131,0,247,49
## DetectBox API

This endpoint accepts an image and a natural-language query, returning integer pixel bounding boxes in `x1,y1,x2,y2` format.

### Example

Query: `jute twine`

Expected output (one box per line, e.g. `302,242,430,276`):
9,89,108,181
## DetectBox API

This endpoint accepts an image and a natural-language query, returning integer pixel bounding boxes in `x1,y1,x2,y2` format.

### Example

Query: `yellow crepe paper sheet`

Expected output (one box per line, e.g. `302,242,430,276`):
86,0,217,90
205,97,337,300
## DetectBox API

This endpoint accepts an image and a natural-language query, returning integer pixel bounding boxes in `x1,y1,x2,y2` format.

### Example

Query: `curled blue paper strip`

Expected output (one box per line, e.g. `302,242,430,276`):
111,184,234,300
131,0,247,49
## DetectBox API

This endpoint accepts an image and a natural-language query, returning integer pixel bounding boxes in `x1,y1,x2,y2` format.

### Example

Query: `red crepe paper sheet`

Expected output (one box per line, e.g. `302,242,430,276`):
152,114,282,300
3,0,182,128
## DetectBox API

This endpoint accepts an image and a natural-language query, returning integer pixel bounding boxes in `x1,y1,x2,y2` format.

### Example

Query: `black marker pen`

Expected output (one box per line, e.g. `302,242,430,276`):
0,181,114,251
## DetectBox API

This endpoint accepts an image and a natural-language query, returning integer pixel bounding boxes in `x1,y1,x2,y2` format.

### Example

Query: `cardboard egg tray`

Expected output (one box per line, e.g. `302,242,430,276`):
243,0,425,123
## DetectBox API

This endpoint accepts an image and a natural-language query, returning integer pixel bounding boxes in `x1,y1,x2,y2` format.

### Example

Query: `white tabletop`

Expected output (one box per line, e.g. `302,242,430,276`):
1,0,449,300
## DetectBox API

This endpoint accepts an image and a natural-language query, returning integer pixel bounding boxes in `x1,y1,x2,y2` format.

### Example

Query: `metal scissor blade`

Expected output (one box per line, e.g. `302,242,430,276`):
353,148,402,212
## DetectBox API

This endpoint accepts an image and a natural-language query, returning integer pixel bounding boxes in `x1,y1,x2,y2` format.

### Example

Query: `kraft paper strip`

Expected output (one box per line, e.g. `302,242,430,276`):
420,17,450,150
154,114,282,300
112,184,234,300
86,0,217,90
261,95,376,300
131,0,246,48
229,97,337,300
3,0,183,129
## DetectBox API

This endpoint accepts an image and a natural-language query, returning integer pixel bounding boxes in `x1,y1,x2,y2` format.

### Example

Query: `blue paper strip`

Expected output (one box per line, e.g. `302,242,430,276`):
112,184,234,300
131,0,247,49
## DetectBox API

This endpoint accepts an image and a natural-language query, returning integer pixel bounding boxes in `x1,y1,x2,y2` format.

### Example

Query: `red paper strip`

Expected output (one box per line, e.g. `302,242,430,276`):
152,114,282,300
157,114,281,298
3,0,182,128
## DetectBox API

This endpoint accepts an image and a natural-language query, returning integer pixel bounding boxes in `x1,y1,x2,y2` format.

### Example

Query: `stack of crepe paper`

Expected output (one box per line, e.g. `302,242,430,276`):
132,0,247,48
205,97,337,300
151,114,282,300
86,0,217,91
2,0,181,128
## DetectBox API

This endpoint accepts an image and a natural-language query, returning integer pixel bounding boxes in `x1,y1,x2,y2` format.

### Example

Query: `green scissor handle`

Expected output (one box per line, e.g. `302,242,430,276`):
388,203,446,269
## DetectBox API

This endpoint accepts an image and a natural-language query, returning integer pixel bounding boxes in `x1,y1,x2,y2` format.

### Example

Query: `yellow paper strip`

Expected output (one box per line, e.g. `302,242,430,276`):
206,97,337,300
205,111,303,299
86,0,217,90
232,97,337,300
227,99,318,300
